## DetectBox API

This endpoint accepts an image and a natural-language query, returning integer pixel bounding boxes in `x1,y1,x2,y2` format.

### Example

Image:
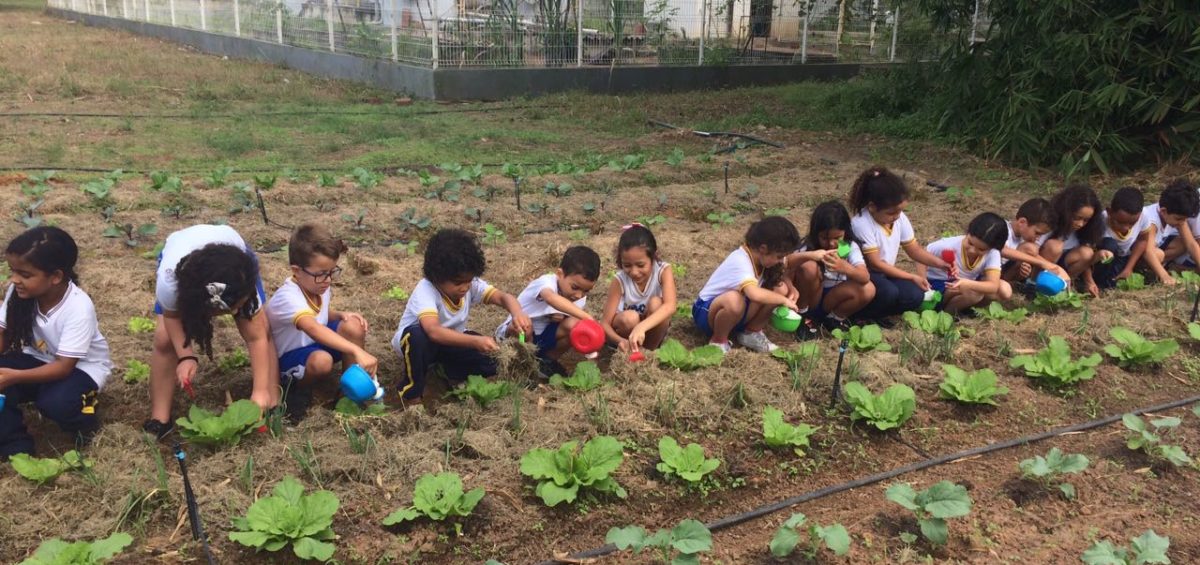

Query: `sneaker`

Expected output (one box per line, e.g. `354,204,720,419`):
709,341,732,354
283,385,313,424
794,316,821,341
537,357,568,380
736,330,779,353
822,317,851,333
142,419,174,441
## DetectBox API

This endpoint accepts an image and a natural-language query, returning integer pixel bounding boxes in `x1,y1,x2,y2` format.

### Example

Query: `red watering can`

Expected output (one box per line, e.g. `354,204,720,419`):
570,319,606,355
941,249,957,280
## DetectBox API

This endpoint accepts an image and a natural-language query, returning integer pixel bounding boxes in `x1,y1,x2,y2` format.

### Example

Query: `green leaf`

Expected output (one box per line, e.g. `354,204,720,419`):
445,375,512,408
176,399,263,447
918,517,949,545
606,526,647,550
657,437,720,483
656,338,724,371
380,507,421,526
1010,337,1101,387
548,361,603,392
19,532,133,565
521,437,624,507
292,537,336,562
1130,529,1170,564
1081,540,1127,564
920,481,972,518
1105,327,1178,368
833,324,891,352
938,365,1008,405
769,525,801,557
761,406,818,456
885,483,919,511
1058,483,1076,500
669,519,713,554
844,382,915,430
229,475,338,560
814,523,851,556
1187,322,1200,341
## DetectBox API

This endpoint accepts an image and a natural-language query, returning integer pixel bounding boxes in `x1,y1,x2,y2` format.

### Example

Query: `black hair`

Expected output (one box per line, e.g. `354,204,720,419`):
423,229,486,283
175,244,259,359
1049,184,1104,247
804,201,860,250
561,246,601,281
746,216,800,289
966,212,1009,251
848,165,910,214
1015,198,1056,229
3,227,79,354
1160,180,1200,218
1109,187,1144,215
616,225,659,264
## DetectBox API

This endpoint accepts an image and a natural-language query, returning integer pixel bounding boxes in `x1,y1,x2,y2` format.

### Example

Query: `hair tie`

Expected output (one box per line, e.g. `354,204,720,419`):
205,282,230,311
872,170,882,177
621,222,645,231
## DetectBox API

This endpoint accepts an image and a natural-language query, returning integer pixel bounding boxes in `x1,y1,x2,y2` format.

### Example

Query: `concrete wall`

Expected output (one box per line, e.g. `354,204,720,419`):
50,7,876,101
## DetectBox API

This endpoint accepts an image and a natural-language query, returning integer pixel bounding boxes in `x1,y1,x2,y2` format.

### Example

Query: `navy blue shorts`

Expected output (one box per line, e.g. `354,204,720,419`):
279,320,343,380
692,295,748,337
534,322,559,357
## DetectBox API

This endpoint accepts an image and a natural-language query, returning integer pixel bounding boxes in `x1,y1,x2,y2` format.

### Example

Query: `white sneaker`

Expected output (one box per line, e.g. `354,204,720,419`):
709,341,732,354
736,331,778,353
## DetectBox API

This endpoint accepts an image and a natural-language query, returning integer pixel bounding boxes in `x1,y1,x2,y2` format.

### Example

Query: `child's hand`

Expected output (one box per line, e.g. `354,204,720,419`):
628,328,647,351
177,358,198,391
342,312,369,334
1163,273,1177,286
911,275,931,292
616,338,630,353
512,313,534,337
782,297,799,312
1018,262,1032,279
1115,270,1131,280
1047,264,1069,282
357,349,379,376
249,388,276,412
1084,279,1100,298
1098,250,1115,264
477,336,500,353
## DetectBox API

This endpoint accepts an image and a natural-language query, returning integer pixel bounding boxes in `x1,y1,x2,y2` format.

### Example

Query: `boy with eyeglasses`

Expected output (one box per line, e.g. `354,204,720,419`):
267,223,377,422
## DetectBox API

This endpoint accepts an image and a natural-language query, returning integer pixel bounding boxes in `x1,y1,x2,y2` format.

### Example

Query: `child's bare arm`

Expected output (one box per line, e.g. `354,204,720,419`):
1121,232,1150,278
904,240,953,270
1139,226,1172,282
633,265,678,338
599,279,626,346
1001,247,1069,280
297,316,365,357
420,315,495,352
744,284,797,310
864,249,926,288
538,288,593,321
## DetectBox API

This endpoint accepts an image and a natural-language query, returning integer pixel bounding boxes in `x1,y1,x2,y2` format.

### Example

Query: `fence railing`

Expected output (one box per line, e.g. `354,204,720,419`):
49,0,963,69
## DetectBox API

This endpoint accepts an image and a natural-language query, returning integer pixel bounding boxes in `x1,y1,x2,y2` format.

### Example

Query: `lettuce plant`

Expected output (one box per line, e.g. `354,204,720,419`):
1104,327,1178,368
1030,290,1084,312
902,310,959,337
18,532,132,565
1123,414,1193,467
123,360,150,384
126,316,155,334
519,436,626,507
606,519,711,565
382,472,484,535
938,365,1009,406
831,324,891,352
843,382,915,431
229,476,339,562
885,481,972,545
657,339,724,371
1018,447,1089,499
333,397,387,417
769,513,850,559
1082,530,1170,565
1116,272,1147,291
175,399,263,448
761,406,818,456
445,375,512,408
549,360,602,392
10,450,93,485
973,302,1027,323
1009,337,1101,388
656,436,721,484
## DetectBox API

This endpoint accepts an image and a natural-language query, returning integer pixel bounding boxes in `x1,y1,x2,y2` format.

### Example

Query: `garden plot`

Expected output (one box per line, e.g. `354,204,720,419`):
1,134,1199,565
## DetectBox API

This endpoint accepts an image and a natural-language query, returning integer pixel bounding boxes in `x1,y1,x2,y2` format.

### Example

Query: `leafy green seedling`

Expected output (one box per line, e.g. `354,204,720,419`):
1081,529,1170,565
832,324,891,352
581,202,597,215
608,154,647,172
772,343,820,391
124,360,150,384
885,481,973,545
382,286,410,301
843,382,915,431
317,172,338,187
665,147,685,167
176,399,263,448
482,223,506,246
769,513,850,559
398,207,433,230
229,476,339,562
127,316,156,334
519,436,626,506
1018,447,1089,499
206,167,233,188
761,406,818,456
973,302,1027,323
549,361,603,392
1123,413,1193,467
417,170,440,188
333,397,387,417
656,436,720,484
342,209,369,232
1104,327,1178,368
446,375,512,408
706,211,736,229
382,472,484,535
902,310,959,337
103,223,158,248
18,532,132,565
657,339,725,371
218,348,251,372
1116,272,1146,291
81,178,115,205
637,214,667,226
606,519,711,565
1010,336,1102,388
351,167,381,189
252,174,276,191
10,450,94,485
1188,322,1200,341
938,365,1008,406
542,181,573,197
1030,289,1084,312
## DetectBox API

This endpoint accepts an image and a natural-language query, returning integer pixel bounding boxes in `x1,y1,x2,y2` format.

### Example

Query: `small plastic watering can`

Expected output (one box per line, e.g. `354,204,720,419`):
940,249,957,280
920,289,943,311
340,364,384,404
836,240,851,259
0,393,6,412
569,319,606,356
770,306,802,332
1034,271,1067,296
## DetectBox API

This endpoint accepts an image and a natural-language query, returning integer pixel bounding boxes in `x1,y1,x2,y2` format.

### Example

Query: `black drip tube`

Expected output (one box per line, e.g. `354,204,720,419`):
534,393,1200,565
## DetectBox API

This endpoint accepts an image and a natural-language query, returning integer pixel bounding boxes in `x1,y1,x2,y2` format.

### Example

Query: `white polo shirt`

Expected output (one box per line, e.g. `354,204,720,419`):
698,246,762,301
267,277,333,355
852,210,915,266
1141,204,1177,248
155,224,251,313
395,278,495,337
799,242,865,288
1102,210,1151,256
925,236,1002,282
0,283,112,387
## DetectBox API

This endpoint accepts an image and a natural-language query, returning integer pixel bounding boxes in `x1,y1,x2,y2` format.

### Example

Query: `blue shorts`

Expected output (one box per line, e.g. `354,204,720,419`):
279,320,343,380
692,296,748,337
152,250,266,316
534,322,559,357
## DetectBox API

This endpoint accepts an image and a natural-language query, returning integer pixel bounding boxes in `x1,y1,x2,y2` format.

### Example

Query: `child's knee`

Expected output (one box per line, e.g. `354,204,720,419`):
1075,247,1095,263
306,351,335,379
152,321,173,355
645,296,664,314
715,291,746,314
1017,242,1040,256
338,317,366,341
997,280,1013,301
613,310,640,332
861,282,877,303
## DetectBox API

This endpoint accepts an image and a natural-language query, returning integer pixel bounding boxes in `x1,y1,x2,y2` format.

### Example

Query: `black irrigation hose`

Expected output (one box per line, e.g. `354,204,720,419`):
535,393,1200,565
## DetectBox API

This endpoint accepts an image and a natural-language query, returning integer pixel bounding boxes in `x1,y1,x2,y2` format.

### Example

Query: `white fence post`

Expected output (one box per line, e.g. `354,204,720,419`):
121,0,127,19
199,0,206,30
697,0,706,65
969,0,979,44
326,0,335,52
575,0,583,67
390,0,398,61
276,2,284,44
168,0,174,25
431,11,439,69
234,0,241,35
102,0,108,16
143,0,149,21
889,3,899,62
800,11,808,63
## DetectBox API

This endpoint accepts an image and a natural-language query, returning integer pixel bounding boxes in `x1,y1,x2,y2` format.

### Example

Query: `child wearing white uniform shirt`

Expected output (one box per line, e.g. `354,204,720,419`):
395,229,530,402
0,227,110,459
918,213,1012,314
601,225,677,353
1039,185,1105,297
786,201,875,336
497,247,598,376
1094,188,1152,290
267,224,375,422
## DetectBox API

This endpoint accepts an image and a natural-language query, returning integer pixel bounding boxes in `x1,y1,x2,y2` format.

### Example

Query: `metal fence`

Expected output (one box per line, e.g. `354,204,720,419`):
49,0,967,69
